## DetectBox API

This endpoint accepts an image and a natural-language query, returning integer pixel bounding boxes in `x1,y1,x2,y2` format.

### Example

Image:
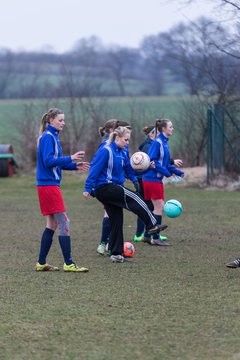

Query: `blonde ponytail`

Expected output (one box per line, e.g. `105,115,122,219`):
106,126,131,145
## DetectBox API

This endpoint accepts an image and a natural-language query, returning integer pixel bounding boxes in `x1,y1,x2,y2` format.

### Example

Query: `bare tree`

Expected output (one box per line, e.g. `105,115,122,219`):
72,36,103,68
104,46,132,96
83,97,110,161
58,59,110,160
0,49,14,98
14,101,51,170
176,97,208,166
167,0,240,10
153,17,240,104
165,0,240,59
140,35,166,95
125,100,158,153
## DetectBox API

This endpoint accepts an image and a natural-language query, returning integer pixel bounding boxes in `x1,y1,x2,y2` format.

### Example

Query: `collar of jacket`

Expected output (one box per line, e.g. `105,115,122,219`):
47,124,59,135
112,141,124,152
159,132,169,142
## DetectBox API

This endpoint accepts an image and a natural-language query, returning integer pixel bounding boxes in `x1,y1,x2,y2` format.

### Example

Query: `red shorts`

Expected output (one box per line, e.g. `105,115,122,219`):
142,180,164,200
37,186,66,216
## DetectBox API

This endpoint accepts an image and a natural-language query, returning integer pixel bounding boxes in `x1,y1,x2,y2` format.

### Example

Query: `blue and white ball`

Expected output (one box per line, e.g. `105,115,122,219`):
164,199,183,218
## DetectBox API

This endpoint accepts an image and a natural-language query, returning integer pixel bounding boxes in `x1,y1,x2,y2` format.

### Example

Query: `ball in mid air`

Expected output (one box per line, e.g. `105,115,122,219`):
130,151,150,171
164,199,183,218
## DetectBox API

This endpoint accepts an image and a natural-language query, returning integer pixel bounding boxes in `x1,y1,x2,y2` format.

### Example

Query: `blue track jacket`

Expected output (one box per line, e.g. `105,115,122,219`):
142,133,184,182
139,137,153,154
84,141,138,193
36,125,77,186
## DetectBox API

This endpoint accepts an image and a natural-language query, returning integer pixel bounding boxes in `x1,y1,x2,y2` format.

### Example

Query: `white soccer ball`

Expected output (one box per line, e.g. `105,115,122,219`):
130,151,150,171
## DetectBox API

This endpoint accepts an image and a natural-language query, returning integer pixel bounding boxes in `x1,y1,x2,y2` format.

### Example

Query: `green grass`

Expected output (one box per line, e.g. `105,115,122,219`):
0,173,240,360
0,96,184,144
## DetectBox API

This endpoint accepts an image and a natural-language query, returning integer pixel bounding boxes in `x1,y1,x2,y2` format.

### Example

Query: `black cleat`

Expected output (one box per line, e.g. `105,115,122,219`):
110,255,132,263
148,224,168,235
150,239,171,246
143,237,152,244
226,258,240,268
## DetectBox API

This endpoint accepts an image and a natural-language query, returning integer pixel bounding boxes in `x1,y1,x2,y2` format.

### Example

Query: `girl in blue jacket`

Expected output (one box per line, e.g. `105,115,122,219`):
83,126,167,263
36,108,89,272
96,119,132,256
142,119,184,245
134,124,183,243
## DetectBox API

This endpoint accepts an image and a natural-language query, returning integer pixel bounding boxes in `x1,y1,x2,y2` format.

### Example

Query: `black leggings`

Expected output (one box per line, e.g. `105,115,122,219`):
95,183,157,255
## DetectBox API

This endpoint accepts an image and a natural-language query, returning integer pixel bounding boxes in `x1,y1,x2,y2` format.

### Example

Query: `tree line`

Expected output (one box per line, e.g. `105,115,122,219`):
1,14,240,100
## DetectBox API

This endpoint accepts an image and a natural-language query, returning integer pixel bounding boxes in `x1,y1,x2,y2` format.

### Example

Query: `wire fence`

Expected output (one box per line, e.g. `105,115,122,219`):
207,104,240,184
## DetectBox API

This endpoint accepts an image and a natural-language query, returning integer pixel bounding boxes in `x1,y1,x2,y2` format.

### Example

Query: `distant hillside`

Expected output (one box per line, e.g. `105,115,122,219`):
0,49,188,99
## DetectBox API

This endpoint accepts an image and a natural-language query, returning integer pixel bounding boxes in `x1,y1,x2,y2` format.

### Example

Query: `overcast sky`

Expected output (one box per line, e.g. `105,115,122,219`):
0,0,220,53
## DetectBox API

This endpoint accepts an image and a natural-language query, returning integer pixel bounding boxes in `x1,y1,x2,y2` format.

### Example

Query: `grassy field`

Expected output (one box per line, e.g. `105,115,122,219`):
0,173,240,360
0,96,184,144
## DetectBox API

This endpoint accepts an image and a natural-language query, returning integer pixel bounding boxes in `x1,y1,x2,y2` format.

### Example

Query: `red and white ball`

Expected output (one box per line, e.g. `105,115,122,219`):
123,242,135,257
130,151,150,171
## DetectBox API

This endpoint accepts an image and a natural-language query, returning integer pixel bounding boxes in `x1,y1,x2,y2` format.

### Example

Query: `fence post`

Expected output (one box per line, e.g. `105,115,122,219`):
207,105,213,184
207,104,225,183
213,104,225,174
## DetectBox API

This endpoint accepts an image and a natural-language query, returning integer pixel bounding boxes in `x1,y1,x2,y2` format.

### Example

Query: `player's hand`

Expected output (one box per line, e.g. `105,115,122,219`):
150,161,155,169
76,162,90,172
171,174,184,183
174,159,183,167
71,151,85,162
83,192,90,199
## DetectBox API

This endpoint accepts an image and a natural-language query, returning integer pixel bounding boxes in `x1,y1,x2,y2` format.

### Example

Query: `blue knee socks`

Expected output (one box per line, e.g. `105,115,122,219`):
58,235,73,265
100,217,110,245
136,217,145,237
152,215,162,239
38,228,54,265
